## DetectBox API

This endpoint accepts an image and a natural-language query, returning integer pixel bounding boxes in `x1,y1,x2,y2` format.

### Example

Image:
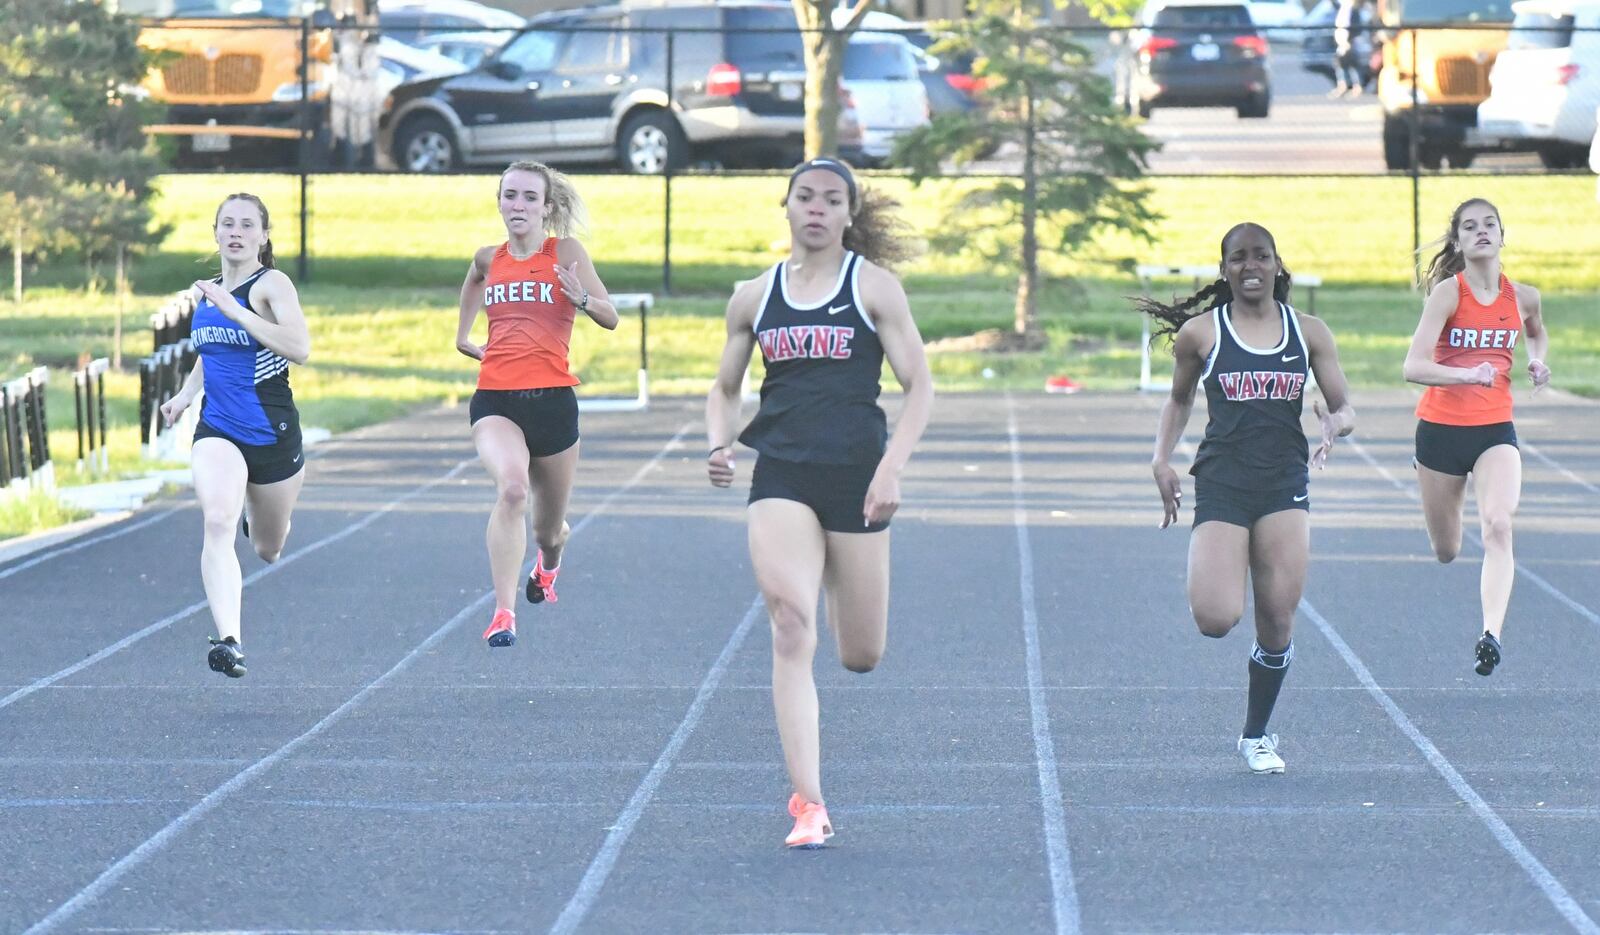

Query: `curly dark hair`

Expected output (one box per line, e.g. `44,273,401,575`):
842,186,920,270
1134,222,1293,348
782,159,919,269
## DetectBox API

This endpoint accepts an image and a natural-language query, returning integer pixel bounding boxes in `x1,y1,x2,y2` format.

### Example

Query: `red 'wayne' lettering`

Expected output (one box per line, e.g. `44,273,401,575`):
758,325,855,362
1216,370,1307,402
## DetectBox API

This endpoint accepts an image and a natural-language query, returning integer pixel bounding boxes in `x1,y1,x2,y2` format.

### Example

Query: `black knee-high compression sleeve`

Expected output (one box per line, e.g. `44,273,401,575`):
1243,640,1294,739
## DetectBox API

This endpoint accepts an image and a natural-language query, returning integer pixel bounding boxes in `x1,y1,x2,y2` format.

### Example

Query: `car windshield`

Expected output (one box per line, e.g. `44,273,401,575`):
1391,0,1515,23
725,7,804,64
845,40,916,80
1152,5,1254,30
1506,10,1573,46
117,0,320,17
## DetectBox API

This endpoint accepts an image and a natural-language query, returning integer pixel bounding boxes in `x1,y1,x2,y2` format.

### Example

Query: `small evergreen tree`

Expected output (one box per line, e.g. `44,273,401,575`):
893,2,1160,343
0,0,164,302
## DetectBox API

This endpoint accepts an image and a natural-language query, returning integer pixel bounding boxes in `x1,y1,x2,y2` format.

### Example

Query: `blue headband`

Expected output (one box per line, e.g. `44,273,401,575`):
786,158,857,206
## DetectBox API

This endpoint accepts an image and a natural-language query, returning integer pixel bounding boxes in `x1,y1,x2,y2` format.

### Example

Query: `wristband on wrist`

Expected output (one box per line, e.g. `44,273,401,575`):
708,445,729,459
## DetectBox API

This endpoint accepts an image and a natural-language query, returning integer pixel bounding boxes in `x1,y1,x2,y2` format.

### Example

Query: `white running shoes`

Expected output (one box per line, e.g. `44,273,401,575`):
1237,734,1285,774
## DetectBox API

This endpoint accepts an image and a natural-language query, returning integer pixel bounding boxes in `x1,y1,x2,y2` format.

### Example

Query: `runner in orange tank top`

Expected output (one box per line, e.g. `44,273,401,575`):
456,161,620,648
1403,198,1551,677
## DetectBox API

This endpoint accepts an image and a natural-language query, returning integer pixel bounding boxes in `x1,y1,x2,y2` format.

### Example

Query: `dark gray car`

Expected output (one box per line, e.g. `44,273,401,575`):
1118,0,1272,118
380,0,863,173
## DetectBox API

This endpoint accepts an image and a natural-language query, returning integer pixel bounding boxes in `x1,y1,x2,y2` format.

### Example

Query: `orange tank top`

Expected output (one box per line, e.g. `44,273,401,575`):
477,238,579,390
1416,273,1519,426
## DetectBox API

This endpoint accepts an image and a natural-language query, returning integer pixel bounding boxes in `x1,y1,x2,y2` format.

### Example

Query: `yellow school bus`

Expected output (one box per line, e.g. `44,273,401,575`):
117,0,375,167
1377,0,1515,169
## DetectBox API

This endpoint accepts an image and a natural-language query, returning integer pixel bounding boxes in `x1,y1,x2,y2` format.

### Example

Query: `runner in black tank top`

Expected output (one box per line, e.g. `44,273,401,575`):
1191,300,1311,494
1141,223,1355,776
157,194,312,679
706,159,934,848
739,249,887,467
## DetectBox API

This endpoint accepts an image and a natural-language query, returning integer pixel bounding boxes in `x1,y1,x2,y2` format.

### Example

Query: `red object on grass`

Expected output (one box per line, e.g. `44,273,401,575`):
1045,375,1082,394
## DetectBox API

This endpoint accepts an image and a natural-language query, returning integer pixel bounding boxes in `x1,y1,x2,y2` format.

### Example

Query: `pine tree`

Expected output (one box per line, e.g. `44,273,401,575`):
893,1,1160,343
0,0,164,302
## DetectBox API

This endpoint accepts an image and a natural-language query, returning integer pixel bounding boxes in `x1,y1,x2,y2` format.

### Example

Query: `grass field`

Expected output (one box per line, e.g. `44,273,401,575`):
2,170,1596,539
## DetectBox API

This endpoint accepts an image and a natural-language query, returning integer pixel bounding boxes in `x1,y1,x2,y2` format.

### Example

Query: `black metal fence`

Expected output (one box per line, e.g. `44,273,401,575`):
139,18,1599,286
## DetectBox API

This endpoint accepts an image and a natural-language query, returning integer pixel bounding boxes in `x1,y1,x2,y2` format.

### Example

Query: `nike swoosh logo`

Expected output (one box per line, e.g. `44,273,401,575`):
1293,494,1308,502
1281,354,1300,362
1498,316,1510,322
827,304,850,316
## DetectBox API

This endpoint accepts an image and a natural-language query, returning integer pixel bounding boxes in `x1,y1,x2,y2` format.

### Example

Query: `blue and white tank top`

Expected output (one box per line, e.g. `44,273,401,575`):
190,267,297,446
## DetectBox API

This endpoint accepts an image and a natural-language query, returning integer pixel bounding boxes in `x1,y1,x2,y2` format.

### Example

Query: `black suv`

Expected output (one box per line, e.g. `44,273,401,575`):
380,0,862,173
1117,0,1272,119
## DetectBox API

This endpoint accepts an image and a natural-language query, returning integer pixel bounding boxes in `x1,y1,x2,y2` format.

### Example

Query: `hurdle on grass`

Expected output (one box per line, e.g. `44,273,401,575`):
74,357,111,475
577,292,652,413
150,291,196,352
138,340,198,461
1,367,53,493
1136,264,1322,393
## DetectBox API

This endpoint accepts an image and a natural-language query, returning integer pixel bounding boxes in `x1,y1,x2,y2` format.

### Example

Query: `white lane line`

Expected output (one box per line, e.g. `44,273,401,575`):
0,506,183,581
1005,393,1083,935
0,460,473,713
547,595,765,935
1300,598,1600,935
1348,438,1600,631
20,424,692,935
1523,440,1600,498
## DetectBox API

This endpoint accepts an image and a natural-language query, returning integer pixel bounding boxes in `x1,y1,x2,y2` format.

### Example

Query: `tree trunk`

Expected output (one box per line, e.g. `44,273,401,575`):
1014,79,1038,336
794,0,871,160
113,245,126,370
12,220,22,305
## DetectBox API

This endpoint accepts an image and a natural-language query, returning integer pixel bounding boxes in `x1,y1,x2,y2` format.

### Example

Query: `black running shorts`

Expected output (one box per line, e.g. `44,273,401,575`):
194,417,304,485
1414,419,1518,477
1192,475,1308,529
748,453,888,534
470,386,579,458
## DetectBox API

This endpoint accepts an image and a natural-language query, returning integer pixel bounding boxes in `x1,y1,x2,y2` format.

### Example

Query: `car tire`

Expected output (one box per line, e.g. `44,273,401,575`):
1538,146,1586,169
618,110,687,175
1237,93,1270,119
1382,114,1413,170
395,114,458,173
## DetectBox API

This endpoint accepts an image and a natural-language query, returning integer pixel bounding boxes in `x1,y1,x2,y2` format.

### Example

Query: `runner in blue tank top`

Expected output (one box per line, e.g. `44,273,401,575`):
160,193,312,679
1140,223,1356,775
706,159,934,848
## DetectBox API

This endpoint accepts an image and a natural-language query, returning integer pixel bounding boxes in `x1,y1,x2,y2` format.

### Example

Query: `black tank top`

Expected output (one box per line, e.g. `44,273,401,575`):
738,251,887,465
1190,302,1310,490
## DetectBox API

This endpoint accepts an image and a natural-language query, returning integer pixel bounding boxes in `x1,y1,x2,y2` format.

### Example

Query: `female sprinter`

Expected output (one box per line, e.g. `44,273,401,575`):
1143,222,1355,774
1404,198,1550,676
457,161,619,647
160,193,311,678
706,158,933,846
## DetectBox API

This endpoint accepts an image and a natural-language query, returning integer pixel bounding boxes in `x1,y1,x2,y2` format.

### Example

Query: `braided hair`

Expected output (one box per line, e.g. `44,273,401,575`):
1135,222,1294,347
1418,197,1501,291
